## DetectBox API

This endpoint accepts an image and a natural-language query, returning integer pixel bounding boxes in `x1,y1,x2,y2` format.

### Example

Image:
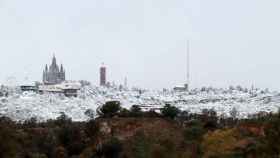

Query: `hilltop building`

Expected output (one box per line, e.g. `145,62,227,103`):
43,55,65,85
100,64,106,86
174,84,189,92
39,81,81,97
20,83,38,92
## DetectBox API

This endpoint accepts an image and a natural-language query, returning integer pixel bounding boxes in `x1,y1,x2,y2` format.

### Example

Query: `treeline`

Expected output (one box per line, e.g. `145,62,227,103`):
0,101,280,157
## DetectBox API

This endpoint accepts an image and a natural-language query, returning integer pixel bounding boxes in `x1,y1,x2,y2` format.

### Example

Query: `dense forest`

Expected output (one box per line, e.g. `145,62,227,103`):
0,101,280,158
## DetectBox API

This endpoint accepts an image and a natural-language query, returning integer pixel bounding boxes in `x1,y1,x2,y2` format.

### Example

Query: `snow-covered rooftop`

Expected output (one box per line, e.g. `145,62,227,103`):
38,81,81,92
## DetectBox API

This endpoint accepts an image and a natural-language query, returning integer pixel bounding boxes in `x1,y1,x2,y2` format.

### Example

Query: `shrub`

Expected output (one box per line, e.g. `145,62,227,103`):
201,109,218,130
130,105,142,117
98,101,121,117
0,124,19,157
23,117,38,128
261,114,280,156
55,112,72,126
84,109,95,120
85,119,99,140
132,132,179,158
118,108,131,117
160,104,180,119
184,120,205,142
56,123,85,156
202,108,217,118
202,129,241,158
29,129,57,157
131,105,141,113
178,110,190,121
142,110,161,118
183,120,206,157
96,137,123,158
132,131,151,158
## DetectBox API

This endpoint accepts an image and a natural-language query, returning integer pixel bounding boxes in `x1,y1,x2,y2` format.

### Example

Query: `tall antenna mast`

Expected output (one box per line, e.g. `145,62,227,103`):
187,40,190,89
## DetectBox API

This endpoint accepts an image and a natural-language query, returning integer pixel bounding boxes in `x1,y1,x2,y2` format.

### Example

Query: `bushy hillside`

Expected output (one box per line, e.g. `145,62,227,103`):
0,103,280,158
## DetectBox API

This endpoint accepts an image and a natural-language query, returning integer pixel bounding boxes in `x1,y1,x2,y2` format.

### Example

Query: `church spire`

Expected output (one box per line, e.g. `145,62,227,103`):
43,54,66,84
60,64,64,72
52,54,57,65
45,64,48,71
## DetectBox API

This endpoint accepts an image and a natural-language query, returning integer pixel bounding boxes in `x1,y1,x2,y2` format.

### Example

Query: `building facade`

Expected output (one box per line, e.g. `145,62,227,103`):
100,64,106,86
173,84,189,92
43,55,65,85
39,81,81,97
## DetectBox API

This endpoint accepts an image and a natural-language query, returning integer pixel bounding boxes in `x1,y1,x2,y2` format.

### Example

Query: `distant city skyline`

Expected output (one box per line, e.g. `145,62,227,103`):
1,0,280,90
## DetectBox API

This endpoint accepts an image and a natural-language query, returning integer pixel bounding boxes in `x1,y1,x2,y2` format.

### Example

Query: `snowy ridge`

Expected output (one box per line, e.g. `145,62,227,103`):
0,85,280,121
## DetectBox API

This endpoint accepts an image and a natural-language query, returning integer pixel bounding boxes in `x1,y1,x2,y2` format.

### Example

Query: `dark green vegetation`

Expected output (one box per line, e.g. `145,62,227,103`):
98,101,122,117
0,103,280,158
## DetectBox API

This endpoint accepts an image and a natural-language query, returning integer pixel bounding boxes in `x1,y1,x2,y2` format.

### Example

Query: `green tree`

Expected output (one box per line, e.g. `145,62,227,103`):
161,104,180,119
98,101,121,117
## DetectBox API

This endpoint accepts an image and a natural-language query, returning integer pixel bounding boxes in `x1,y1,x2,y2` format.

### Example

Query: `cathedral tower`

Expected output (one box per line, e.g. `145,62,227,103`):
43,55,66,85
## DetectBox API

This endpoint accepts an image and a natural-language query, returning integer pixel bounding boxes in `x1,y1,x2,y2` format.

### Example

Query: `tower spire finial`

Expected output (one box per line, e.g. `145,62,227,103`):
60,64,64,72
52,53,57,65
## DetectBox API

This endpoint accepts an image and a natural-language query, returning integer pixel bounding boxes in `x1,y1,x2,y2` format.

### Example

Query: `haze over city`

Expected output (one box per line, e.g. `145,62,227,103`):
1,0,280,90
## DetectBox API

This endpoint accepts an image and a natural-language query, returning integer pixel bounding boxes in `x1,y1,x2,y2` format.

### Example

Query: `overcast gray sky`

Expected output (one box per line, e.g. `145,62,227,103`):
0,0,280,90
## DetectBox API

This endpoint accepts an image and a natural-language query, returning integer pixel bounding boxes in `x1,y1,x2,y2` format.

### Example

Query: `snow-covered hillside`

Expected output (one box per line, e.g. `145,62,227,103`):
0,85,280,121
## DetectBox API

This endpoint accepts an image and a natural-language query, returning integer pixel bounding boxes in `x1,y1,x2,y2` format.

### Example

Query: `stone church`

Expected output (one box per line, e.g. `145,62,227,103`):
43,55,65,85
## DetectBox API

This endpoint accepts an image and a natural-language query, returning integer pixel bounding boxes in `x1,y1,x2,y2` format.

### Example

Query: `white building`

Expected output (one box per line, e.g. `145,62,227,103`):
39,81,81,97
